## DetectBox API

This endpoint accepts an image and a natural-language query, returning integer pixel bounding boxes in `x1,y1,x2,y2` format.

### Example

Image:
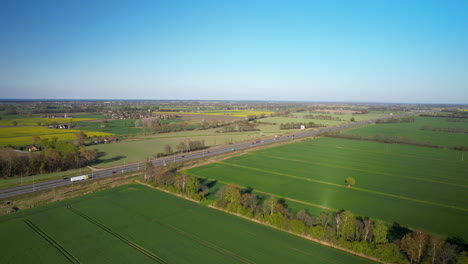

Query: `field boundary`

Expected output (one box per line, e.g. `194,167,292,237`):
66,204,167,263
208,205,387,264
24,219,81,264
219,162,468,212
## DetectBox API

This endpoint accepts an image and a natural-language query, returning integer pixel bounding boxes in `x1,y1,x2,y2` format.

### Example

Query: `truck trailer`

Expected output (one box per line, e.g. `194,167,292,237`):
70,175,89,182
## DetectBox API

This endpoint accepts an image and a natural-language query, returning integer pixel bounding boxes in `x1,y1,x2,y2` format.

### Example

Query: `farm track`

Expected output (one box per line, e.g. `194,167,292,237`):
24,219,81,264
218,162,468,212
152,218,256,264
259,154,468,188
66,205,167,264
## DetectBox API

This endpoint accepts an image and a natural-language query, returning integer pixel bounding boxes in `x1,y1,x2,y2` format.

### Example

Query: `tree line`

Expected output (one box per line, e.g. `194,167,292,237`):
217,121,259,133
143,164,209,201
420,126,467,134
376,117,415,124
211,183,467,264
280,122,324,130
303,114,343,121
154,139,206,158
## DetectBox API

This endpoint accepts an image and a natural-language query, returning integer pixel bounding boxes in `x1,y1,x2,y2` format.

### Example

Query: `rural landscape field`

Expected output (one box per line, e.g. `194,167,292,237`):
0,184,374,264
2,0,468,263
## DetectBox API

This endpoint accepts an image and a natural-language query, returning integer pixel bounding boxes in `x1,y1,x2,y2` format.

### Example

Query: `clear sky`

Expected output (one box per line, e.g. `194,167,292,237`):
1,0,467,103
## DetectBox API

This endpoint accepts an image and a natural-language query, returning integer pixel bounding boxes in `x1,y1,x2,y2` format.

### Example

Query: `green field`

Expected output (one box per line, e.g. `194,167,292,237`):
0,184,373,263
186,137,468,239
345,116,468,147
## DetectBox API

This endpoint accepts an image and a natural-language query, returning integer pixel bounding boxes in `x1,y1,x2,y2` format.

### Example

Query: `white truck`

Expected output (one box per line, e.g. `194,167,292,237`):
70,175,89,182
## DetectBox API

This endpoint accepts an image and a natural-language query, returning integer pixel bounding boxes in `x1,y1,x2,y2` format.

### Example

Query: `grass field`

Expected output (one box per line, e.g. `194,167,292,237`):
185,137,468,240
75,119,143,135
0,126,113,147
345,116,468,147
0,184,374,264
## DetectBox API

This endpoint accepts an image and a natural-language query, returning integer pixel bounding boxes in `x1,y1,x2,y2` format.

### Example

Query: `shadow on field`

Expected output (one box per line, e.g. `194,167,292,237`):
93,152,127,165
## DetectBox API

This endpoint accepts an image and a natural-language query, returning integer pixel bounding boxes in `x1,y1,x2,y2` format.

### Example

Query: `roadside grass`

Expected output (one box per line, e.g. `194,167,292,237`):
0,184,374,264
345,116,468,147
184,137,468,239
0,168,92,189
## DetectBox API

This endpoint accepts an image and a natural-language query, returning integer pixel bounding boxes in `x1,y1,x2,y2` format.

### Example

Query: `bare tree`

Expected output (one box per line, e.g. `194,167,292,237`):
401,230,428,263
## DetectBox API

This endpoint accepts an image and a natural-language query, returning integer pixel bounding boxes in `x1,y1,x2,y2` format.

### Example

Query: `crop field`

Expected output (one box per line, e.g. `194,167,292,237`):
345,116,468,147
75,119,143,135
0,126,113,147
0,117,96,126
186,137,468,239
0,184,373,264
153,110,275,117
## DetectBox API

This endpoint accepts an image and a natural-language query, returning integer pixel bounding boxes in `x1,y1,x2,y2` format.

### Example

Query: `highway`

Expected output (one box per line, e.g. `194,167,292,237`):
0,111,428,200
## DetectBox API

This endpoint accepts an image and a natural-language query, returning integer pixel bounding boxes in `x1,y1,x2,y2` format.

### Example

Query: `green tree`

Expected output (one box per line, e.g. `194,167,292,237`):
186,176,200,197
339,210,355,240
350,117,356,122
12,120,18,126
372,220,388,244
345,177,356,187
223,183,241,205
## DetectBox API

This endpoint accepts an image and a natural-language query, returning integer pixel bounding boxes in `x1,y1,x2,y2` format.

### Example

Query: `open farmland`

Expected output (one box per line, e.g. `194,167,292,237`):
0,117,96,127
0,126,113,147
345,116,468,147
186,137,468,239
0,184,373,264
154,109,275,117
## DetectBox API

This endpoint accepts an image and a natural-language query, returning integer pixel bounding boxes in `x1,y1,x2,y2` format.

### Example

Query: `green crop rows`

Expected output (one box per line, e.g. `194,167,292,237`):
0,184,373,263
345,116,468,147
186,137,468,240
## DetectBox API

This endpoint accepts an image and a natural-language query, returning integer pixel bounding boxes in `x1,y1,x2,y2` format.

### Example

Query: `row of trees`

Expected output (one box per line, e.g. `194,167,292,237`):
303,114,343,121
143,164,209,201
0,137,98,178
420,126,467,133
367,117,417,124
155,140,206,158
324,133,442,149
211,184,467,264
217,121,259,133
446,119,468,123
280,122,323,130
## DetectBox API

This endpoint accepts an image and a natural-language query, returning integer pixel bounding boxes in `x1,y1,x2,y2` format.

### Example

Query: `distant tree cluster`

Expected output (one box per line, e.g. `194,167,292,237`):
280,122,323,130
324,132,443,149
446,118,468,123
210,184,467,264
303,114,343,121
0,137,97,178
154,140,206,158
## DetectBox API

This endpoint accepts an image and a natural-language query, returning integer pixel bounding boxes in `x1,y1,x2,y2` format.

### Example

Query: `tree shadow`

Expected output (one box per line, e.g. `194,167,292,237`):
94,153,127,165
387,222,411,242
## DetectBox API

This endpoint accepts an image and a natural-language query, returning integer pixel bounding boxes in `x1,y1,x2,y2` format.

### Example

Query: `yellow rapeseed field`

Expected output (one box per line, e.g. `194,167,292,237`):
0,117,95,126
0,126,113,147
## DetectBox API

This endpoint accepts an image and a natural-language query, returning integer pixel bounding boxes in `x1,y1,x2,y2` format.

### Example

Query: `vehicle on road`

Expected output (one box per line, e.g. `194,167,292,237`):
70,175,89,182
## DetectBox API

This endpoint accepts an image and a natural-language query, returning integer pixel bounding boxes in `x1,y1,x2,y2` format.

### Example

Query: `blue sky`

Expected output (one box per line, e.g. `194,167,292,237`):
1,0,467,103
